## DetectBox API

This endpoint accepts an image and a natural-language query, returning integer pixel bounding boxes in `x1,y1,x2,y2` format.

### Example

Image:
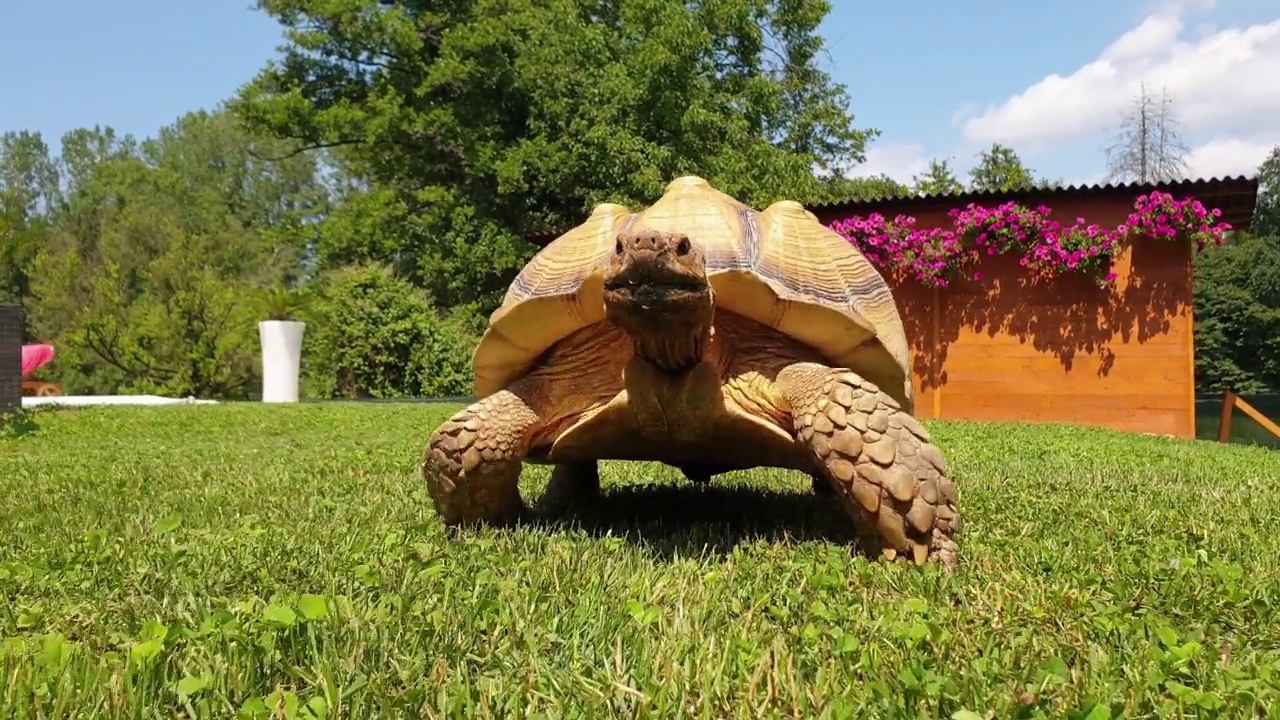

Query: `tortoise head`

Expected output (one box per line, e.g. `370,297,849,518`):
602,229,714,372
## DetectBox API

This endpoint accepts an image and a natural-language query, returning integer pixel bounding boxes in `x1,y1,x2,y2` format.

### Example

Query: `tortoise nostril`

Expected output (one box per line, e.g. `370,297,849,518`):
675,237,691,256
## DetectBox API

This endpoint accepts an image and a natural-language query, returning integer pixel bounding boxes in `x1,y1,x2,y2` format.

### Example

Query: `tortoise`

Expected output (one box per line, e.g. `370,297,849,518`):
421,176,960,567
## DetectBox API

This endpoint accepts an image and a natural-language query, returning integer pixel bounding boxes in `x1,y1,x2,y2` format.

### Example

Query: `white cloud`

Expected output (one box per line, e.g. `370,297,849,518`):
1185,136,1277,177
961,7,1280,171
840,141,930,183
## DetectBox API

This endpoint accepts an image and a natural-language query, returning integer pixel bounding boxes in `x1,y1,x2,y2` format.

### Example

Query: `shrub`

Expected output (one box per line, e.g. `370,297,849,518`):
300,264,479,399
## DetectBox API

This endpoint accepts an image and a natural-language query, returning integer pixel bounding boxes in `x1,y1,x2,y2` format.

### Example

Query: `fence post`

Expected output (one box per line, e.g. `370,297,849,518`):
1216,390,1280,444
0,304,22,414
1216,391,1236,443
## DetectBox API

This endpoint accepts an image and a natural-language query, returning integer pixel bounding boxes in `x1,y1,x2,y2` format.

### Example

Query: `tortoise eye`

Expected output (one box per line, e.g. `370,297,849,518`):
675,237,691,256
615,240,624,255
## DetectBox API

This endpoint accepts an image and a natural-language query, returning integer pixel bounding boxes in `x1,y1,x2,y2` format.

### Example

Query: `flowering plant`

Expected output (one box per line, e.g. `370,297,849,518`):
828,191,1233,289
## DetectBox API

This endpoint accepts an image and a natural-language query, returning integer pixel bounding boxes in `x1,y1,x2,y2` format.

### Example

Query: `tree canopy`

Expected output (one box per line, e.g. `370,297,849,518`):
1192,146,1280,394
1,1,1277,401
233,0,877,309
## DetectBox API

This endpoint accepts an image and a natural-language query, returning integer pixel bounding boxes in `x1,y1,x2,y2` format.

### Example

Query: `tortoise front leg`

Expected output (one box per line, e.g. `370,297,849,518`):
540,461,601,510
775,362,961,569
422,389,541,526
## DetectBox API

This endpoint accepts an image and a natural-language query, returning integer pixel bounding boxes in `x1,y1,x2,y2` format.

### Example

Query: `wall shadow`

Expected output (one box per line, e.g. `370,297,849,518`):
520,483,862,560
895,238,1186,390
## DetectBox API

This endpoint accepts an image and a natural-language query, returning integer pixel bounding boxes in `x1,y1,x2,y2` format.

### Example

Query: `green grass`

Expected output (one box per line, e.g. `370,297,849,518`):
2,403,1279,719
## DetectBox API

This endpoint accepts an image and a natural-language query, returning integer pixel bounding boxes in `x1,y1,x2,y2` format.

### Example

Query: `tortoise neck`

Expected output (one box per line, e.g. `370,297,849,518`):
605,292,715,373
629,323,712,373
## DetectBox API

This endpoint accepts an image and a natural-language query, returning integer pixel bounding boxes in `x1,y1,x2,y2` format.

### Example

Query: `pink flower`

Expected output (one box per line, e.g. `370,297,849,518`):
826,190,1228,286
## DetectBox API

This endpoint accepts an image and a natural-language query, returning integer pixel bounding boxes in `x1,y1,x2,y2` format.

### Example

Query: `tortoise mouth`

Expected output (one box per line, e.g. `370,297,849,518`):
606,285,708,310
602,276,708,293
602,277,710,306
602,263,709,296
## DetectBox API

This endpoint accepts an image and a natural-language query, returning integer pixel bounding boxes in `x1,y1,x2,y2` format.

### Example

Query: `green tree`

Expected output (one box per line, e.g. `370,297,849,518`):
912,159,963,196
0,131,60,312
140,109,333,282
820,172,910,203
26,114,330,397
234,0,876,312
1191,146,1280,393
1253,145,1280,239
967,143,1037,193
1193,232,1280,393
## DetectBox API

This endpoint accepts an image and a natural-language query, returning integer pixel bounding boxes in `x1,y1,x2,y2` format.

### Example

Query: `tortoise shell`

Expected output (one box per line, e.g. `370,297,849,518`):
473,176,915,412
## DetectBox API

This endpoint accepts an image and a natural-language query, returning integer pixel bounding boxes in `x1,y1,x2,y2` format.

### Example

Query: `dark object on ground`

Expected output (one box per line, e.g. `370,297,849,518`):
0,305,23,413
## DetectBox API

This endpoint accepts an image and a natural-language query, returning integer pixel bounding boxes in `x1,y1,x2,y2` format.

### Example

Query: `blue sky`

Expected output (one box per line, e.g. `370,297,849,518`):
3,0,1277,186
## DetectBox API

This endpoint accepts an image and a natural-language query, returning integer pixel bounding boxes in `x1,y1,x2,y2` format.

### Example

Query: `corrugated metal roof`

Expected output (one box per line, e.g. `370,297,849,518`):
524,175,1261,246
806,174,1259,211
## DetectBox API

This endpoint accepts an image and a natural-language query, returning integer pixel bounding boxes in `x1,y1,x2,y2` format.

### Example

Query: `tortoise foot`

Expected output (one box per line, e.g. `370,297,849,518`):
784,365,961,569
422,391,537,527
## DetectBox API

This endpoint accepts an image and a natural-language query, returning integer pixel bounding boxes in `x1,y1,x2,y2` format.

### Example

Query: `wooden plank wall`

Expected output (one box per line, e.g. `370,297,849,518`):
819,196,1197,438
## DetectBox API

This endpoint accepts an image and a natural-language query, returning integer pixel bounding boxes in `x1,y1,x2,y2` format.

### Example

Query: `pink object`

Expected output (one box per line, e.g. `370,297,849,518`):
21,344,54,377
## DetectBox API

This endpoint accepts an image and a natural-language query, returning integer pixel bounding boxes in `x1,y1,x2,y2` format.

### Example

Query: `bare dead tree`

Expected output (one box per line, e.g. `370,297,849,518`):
1103,82,1191,184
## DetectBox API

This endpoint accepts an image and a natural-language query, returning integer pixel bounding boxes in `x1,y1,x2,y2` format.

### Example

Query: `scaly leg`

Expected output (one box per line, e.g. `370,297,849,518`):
540,461,601,510
421,389,541,526
776,362,961,568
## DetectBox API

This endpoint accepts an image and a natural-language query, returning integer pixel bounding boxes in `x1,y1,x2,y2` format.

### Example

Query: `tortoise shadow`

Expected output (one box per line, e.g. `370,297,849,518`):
519,482,862,560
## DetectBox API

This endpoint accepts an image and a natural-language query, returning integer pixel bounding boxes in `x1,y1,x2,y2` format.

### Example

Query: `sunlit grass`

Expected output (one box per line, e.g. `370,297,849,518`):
2,403,1278,718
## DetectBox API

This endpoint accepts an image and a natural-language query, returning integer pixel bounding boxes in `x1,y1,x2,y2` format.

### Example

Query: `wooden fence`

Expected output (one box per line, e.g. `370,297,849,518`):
1217,391,1280,445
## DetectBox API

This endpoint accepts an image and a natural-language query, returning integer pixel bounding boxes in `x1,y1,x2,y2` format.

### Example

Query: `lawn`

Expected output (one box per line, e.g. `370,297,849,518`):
1,403,1278,719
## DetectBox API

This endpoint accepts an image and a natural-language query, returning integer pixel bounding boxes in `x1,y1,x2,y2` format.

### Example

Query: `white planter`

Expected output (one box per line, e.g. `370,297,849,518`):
259,320,306,403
